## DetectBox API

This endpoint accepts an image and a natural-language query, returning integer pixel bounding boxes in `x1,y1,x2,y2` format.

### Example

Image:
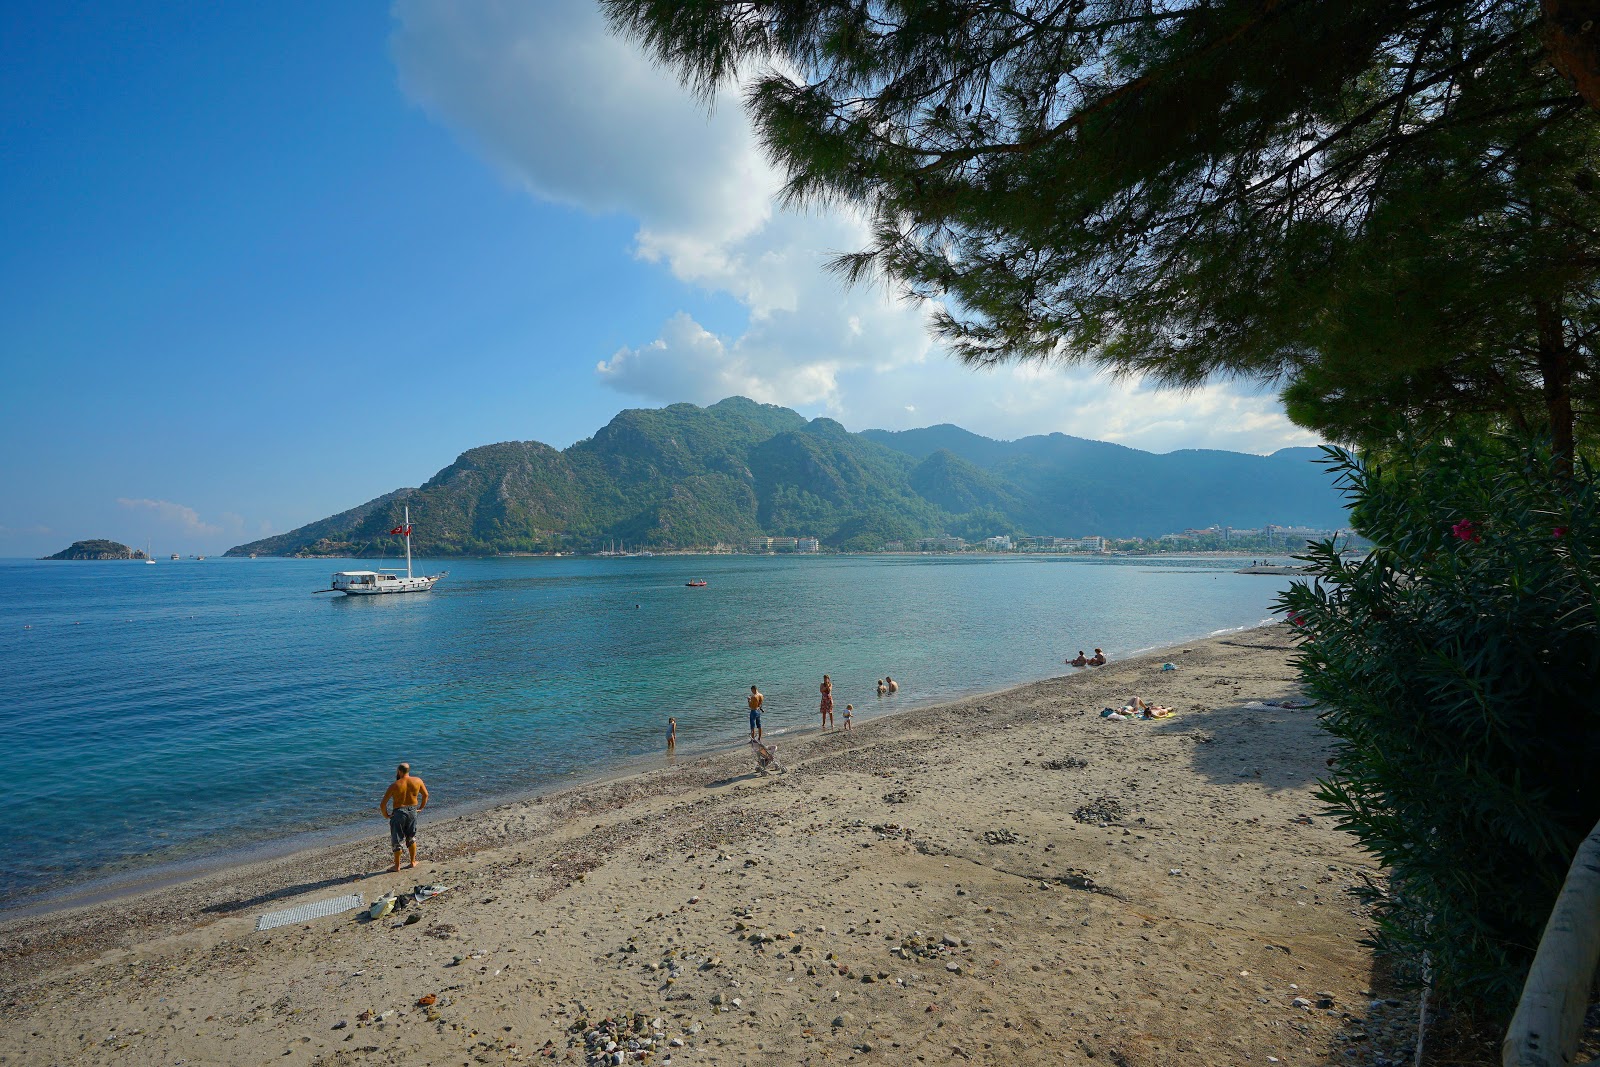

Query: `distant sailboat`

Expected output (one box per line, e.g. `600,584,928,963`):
144,538,156,564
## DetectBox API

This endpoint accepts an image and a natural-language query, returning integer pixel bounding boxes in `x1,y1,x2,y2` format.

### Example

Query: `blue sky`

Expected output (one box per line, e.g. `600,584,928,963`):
0,1,1318,557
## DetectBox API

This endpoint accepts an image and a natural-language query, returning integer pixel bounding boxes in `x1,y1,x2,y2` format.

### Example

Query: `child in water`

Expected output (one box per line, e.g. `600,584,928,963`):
843,704,854,732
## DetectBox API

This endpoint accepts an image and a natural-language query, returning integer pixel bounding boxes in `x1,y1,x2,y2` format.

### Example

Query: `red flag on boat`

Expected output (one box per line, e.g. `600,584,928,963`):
390,524,412,536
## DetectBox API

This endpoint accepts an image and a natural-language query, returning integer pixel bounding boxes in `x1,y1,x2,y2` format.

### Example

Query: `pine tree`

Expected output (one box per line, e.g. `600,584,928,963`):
606,0,1600,452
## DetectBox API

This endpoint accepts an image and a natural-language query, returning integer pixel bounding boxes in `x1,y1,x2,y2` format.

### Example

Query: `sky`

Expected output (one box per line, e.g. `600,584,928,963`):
0,1,1321,558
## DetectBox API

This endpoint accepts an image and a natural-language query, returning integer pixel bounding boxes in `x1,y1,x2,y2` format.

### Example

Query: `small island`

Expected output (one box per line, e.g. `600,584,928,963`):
41,539,148,561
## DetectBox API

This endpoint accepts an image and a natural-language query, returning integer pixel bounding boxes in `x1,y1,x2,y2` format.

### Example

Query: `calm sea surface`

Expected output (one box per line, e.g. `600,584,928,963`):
0,553,1297,906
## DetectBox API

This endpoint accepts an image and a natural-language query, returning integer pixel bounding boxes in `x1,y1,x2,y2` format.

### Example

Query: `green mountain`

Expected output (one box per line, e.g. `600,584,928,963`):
43,539,146,560
225,398,1349,556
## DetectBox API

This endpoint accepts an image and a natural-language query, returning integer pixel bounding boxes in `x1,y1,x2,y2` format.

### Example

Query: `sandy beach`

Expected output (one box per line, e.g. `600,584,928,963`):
0,625,1420,1066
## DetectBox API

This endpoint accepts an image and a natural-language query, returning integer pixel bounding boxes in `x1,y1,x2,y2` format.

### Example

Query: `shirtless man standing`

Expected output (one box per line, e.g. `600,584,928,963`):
379,763,429,872
747,685,765,742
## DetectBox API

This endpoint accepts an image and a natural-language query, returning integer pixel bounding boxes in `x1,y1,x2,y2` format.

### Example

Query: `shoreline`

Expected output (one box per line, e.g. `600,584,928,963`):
2,622,1424,1067
3,621,1276,923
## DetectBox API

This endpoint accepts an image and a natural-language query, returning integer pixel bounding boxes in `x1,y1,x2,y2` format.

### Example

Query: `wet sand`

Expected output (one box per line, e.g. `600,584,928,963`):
0,625,1421,1066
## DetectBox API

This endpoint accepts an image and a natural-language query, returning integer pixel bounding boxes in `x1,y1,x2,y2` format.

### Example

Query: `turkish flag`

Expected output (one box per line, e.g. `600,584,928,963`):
390,525,412,536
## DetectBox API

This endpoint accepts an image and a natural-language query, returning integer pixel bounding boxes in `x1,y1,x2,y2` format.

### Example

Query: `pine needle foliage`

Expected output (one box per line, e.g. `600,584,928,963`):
605,0,1600,451
1278,438,1600,1016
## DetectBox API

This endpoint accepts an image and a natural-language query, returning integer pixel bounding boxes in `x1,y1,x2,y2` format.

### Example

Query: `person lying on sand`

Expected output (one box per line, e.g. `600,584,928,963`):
1129,697,1173,719
1068,651,1089,667
379,762,429,872
1088,648,1107,666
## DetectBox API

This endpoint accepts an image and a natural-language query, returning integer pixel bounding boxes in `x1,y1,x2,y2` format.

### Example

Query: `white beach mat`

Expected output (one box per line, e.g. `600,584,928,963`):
256,893,364,931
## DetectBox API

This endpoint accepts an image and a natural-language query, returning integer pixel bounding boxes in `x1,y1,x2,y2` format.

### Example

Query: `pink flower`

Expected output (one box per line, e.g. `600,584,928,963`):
1553,526,1568,539
1451,520,1481,543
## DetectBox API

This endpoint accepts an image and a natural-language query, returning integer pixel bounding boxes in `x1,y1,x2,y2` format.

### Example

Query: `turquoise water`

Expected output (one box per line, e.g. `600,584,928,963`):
0,553,1295,905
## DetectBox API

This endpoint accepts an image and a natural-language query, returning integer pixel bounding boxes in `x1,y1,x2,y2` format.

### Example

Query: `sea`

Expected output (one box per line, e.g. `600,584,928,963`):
0,553,1300,910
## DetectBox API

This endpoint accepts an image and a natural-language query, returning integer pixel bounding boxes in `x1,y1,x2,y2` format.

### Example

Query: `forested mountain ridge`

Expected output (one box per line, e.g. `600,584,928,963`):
225,398,1346,556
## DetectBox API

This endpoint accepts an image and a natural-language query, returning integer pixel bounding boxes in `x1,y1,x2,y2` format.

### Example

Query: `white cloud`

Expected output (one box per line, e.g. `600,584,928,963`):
390,0,1321,456
116,498,222,536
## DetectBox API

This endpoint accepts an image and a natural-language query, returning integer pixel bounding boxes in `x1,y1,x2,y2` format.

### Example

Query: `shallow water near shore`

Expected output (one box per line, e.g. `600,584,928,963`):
0,552,1297,905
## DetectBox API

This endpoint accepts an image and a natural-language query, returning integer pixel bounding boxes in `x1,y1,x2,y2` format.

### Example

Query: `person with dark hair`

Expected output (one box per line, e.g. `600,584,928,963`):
379,762,429,872
747,685,765,741
1088,648,1107,666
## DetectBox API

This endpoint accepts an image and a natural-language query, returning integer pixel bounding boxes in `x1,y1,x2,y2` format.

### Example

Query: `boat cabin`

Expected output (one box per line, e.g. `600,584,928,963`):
331,570,403,591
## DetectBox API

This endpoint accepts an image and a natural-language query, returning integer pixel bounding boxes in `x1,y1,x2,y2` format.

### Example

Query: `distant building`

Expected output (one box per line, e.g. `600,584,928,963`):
1014,534,1105,552
796,537,820,553
882,540,905,552
914,535,968,552
982,535,1013,551
747,536,804,553
1057,536,1105,552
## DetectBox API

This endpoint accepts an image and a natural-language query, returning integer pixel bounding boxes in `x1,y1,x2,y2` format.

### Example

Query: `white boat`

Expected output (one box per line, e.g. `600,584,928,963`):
144,538,156,564
328,507,443,595
170,553,180,561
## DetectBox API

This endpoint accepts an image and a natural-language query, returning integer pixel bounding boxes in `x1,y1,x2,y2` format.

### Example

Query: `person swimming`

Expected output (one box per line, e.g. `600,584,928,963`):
1068,650,1088,667
885,676,898,694
876,679,888,696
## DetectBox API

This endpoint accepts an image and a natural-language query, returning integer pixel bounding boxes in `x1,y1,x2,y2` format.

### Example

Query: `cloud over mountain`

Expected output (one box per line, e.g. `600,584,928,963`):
390,0,1319,456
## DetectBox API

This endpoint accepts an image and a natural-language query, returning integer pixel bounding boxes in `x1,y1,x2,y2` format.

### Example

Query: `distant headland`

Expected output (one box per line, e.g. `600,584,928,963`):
41,539,148,561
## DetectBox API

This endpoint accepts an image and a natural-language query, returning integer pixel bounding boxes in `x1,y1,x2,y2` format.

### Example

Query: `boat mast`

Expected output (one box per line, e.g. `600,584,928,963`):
404,505,413,579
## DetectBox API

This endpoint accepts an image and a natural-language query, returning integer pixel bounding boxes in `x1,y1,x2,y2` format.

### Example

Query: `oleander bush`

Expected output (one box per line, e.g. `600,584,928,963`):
1280,438,1600,1018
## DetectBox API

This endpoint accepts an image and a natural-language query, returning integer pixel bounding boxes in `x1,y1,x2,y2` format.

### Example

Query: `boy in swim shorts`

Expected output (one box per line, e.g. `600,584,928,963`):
843,704,853,732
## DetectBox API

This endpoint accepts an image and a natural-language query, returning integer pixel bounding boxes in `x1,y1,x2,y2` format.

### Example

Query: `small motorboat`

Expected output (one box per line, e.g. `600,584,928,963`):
685,580,707,587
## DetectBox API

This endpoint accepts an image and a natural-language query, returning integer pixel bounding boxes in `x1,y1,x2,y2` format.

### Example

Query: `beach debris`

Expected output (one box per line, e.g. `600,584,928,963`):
1073,796,1125,825
1041,756,1088,771
416,994,437,1007
254,893,365,932
368,895,397,921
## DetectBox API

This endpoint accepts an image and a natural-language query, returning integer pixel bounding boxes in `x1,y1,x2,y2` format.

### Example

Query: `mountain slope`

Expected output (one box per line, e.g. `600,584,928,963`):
226,398,1346,555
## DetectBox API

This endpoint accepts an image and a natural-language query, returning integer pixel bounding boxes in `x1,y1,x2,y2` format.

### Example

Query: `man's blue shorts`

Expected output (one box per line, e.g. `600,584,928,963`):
749,708,762,731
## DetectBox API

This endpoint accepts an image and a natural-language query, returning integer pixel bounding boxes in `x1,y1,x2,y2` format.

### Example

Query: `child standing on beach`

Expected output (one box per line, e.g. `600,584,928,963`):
667,717,676,752
843,704,853,732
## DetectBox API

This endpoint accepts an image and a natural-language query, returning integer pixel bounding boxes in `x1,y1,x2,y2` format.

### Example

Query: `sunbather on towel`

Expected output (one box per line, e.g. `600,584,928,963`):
1130,697,1173,719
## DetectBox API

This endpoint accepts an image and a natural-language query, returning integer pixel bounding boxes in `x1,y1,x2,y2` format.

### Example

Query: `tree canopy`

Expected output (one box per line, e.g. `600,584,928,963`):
605,0,1600,453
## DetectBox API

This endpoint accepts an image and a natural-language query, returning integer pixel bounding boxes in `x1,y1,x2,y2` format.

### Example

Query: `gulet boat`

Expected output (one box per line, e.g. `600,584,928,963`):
326,507,444,595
